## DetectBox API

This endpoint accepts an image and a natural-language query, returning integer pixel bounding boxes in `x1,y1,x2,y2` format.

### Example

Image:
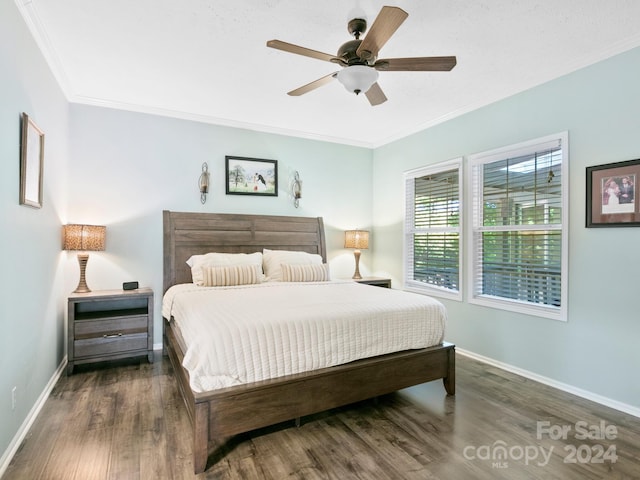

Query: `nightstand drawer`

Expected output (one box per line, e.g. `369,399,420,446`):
75,316,148,339
74,332,148,358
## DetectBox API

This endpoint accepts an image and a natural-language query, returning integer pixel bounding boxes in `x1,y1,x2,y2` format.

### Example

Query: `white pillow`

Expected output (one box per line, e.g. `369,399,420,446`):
202,264,261,287
281,263,330,282
262,249,323,281
186,252,263,286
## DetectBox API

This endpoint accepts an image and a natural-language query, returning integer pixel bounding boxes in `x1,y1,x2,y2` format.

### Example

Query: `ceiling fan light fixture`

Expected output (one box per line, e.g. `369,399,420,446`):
336,65,378,95
267,6,455,105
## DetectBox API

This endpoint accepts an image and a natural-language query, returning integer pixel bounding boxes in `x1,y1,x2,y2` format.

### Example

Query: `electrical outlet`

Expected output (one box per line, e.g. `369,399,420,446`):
11,387,16,410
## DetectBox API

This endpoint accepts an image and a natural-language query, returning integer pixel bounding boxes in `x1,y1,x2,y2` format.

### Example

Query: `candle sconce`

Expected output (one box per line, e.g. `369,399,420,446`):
292,171,302,208
199,162,210,204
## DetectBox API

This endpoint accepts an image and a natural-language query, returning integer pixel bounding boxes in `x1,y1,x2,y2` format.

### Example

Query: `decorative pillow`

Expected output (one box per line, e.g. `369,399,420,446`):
281,263,330,282
186,252,263,286
201,264,261,287
262,249,323,281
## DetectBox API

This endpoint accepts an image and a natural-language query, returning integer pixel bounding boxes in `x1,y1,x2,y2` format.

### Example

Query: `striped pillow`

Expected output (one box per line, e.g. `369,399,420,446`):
262,249,323,281
281,263,330,282
202,264,261,287
186,252,263,286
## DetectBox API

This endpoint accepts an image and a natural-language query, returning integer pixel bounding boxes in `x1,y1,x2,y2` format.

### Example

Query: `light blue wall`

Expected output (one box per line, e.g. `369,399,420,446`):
0,0,69,463
65,105,374,344
372,47,640,409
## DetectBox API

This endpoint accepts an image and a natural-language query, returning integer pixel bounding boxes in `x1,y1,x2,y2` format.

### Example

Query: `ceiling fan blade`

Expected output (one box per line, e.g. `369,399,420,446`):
375,56,457,72
287,73,337,96
356,6,408,61
267,39,336,63
365,82,387,106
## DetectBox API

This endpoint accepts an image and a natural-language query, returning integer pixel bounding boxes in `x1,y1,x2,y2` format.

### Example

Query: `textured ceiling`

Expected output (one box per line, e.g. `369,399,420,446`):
16,0,640,147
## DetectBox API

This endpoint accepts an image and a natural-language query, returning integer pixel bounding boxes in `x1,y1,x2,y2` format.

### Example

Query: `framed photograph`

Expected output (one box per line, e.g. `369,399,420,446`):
225,156,278,196
586,158,639,227
19,112,45,208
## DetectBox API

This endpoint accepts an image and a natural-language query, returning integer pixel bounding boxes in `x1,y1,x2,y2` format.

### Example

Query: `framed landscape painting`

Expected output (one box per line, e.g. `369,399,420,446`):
225,156,278,196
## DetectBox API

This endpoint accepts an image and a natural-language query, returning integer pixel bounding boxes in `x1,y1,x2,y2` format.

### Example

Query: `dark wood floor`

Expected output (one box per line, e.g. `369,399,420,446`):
4,352,640,479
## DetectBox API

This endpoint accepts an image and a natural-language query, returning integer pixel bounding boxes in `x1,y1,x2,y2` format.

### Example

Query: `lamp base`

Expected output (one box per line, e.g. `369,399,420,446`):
74,253,92,293
352,250,362,280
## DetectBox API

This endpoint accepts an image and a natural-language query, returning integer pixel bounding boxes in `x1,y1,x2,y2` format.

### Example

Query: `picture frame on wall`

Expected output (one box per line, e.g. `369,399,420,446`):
19,112,45,209
225,156,278,196
586,158,639,227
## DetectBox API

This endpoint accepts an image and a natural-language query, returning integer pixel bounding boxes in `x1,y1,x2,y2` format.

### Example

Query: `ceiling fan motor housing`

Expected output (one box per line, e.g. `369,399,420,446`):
338,39,370,65
340,18,376,64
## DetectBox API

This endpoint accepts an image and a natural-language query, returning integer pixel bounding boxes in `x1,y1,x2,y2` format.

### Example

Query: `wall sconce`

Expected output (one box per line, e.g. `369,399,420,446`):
63,224,106,293
344,229,369,279
292,171,302,208
199,162,210,204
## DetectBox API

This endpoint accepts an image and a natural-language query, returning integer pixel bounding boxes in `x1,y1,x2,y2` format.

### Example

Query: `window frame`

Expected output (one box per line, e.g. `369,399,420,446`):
466,132,569,321
403,158,463,301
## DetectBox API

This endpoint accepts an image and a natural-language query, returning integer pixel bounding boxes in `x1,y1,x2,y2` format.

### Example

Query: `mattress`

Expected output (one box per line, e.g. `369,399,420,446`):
162,281,447,393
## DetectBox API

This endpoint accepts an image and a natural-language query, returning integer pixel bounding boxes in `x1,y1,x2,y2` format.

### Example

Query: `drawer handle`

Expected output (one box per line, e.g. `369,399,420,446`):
103,333,123,338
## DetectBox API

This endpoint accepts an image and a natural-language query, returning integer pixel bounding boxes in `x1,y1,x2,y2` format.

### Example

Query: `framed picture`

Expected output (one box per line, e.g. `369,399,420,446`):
586,159,639,227
226,156,278,196
19,112,45,208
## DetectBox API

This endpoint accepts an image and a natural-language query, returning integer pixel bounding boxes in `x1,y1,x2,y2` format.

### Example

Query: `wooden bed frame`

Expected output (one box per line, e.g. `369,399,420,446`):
162,210,455,473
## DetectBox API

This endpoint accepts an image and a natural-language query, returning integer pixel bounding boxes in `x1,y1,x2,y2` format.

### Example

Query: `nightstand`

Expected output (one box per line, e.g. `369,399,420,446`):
354,277,392,288
67,288,154,375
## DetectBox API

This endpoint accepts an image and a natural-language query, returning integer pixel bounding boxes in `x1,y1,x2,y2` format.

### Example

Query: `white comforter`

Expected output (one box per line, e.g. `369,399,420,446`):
162,281,446,392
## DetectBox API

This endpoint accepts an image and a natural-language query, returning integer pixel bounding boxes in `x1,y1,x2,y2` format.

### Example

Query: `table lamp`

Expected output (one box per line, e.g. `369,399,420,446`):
344,229,369,280
63,224,106,293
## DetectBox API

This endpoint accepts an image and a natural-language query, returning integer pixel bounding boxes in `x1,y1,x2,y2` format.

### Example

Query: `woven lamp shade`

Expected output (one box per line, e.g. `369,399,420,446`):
63,224,106,251
344,230,369,250
344,229,369,280
63,224,106,293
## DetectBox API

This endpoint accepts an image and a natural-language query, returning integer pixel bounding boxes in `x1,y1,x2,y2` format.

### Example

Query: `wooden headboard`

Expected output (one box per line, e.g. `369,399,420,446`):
162,211,327,292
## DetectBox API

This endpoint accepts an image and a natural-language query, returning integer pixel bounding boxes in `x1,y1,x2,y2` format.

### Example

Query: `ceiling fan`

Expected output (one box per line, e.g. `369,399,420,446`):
267,6,457,106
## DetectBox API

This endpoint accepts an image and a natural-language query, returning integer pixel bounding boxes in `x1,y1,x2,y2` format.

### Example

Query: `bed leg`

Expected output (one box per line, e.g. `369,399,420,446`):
193,402,210,474
295,417,301,428
443,346,456,395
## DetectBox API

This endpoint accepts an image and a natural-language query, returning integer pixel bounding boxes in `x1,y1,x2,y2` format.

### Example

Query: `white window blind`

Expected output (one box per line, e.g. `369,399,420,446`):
404,159,462,300
468,133,568,320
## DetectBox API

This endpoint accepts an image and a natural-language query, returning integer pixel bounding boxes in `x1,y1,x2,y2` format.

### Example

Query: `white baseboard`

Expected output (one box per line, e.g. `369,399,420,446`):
0,357,67,478
457,348,640,419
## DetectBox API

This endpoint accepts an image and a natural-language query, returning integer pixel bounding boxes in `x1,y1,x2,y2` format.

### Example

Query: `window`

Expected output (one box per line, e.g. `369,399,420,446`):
468,133,568,321
404,159,462,300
